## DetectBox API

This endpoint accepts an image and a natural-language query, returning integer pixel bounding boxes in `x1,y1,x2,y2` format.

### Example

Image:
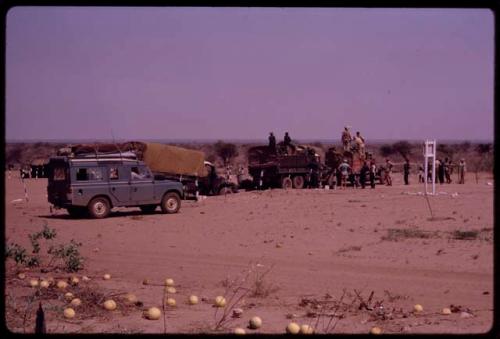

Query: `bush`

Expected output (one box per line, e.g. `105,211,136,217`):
5,224,84,272
379,144,394,157
392,141,412,159
214,141,238,165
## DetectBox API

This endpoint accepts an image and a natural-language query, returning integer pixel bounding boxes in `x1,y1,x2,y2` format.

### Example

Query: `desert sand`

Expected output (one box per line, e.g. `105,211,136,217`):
4,170,494,334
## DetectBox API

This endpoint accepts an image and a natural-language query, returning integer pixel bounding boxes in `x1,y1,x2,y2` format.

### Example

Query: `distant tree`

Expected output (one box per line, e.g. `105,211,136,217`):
392,141,412,159
471,143,493,183
214,141,238,165
379,144,394,158
437,144,455,160
458,141,471,152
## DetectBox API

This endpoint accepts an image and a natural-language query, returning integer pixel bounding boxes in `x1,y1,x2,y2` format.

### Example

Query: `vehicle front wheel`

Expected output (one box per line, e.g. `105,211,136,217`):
140,205,157,214
161,192,181,214
88,197,111,219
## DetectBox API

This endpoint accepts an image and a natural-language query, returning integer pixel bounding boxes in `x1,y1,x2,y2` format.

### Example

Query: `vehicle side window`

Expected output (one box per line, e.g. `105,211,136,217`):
53,167,66,181
76,168,88,181
76,167,103,181
109,167,119,180
131,166,151,180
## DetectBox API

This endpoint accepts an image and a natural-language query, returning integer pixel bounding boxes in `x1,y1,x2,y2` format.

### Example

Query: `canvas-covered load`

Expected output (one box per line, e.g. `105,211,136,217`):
142,143,208,177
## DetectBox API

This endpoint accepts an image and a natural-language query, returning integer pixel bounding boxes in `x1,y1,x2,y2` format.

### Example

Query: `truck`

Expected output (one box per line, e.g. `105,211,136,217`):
248,142,382,189
47,153,184,218
67,142,238,199
247,142,335,189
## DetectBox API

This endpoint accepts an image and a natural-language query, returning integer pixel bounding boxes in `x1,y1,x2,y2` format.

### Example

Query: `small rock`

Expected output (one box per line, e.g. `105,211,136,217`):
232,308,244,318
460,311,473,319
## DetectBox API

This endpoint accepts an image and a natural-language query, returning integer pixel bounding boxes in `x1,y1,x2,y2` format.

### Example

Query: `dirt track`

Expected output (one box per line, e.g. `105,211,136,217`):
5,171,494,334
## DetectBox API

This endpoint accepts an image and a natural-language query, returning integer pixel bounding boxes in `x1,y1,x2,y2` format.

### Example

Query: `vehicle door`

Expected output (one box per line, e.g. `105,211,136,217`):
72,165,106,206
129,166,156,204
108,165,130,204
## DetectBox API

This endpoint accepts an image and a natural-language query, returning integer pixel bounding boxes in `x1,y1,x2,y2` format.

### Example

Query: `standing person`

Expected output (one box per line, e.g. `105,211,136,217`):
354,131,366,156
338,159,351,189
370,160,376,188
359,161,369,189
341,126,352,152
444,157,452,183
385,158,393,186
268,132,276,153
437,159,445,184
458,159,466,184
236,164,245,185
418,165,425,183
283,132,291,147
403,158,410,185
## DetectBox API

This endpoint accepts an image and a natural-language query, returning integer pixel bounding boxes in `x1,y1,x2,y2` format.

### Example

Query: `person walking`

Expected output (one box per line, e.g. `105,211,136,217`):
268,132,276,153
403,158,410,185
458,159,466,184
370,160,376,188
385,158,393,186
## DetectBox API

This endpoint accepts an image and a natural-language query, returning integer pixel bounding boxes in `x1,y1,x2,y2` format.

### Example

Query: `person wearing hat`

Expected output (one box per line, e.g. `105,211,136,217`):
458,158,466,184
338,159,351,189
341,126,352,152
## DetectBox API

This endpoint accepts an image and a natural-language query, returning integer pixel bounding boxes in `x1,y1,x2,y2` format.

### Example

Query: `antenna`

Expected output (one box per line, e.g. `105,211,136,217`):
111,128,124,164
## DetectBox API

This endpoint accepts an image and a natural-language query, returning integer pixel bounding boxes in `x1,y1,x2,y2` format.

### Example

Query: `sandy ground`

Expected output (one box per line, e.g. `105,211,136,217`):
4,170,494,334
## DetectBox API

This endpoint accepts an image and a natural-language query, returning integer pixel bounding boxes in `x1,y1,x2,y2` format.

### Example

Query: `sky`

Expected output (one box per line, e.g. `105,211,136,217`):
5,7,494,142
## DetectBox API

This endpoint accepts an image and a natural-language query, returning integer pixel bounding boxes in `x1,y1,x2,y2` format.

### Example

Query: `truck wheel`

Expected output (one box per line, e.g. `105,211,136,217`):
88,197,111,219
161,192,181,214
67,206,87,218
281,177,293,189
292,175,305,189
140,205,157,214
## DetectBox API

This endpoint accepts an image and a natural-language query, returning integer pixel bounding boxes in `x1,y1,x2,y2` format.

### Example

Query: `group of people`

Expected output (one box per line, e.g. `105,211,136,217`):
268,131,292,154
341,126,366,155
417,158,467,185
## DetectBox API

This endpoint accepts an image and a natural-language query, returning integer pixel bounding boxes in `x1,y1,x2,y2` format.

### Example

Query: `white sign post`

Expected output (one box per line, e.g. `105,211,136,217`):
423,140,436,195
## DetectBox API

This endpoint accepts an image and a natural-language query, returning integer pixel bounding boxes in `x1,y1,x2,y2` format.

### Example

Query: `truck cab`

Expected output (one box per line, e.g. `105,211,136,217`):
47,155,184,218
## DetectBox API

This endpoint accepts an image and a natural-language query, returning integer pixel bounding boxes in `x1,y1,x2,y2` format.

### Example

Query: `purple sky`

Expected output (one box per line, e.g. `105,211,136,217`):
6,7,494,141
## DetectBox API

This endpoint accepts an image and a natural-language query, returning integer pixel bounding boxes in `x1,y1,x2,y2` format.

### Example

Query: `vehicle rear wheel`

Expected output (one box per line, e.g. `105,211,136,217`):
292,175,305,189
88,197,111,219
161,192,181,214
140,205,157,214
66,206,87,218
281,176,293,189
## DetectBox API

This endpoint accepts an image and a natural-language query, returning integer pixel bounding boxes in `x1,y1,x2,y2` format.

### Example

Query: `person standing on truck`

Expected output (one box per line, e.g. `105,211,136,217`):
268,132,276,153
338,159,351,189
354,131,366,156
403,158,410,185
341,126,352,152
